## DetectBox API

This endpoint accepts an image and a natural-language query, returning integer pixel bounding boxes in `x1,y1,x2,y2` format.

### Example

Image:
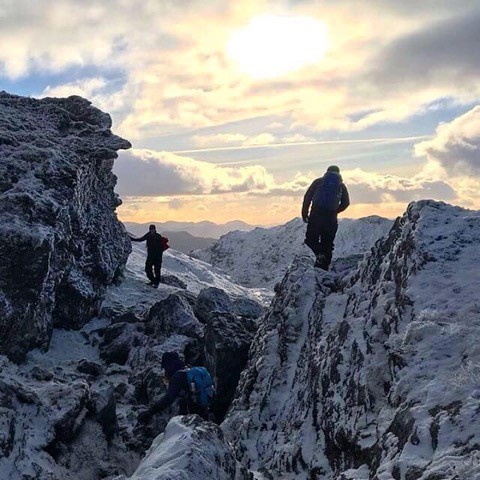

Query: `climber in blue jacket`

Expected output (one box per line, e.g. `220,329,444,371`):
138,352,213,423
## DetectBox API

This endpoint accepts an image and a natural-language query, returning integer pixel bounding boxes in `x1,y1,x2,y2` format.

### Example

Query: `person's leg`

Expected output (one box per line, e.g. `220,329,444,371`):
178,399,189,415
305,213,322,255
318,218,338,270
153,259,162,285
145,256,155,283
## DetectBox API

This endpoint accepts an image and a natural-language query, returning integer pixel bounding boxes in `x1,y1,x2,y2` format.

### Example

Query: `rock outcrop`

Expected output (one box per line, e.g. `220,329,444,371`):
223,201,480,479
115,415,253,480
0,92,131,362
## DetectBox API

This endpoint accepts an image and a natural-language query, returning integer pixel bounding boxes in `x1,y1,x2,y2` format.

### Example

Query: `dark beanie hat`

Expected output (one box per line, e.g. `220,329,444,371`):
327,165,340,173
149,224,156,230
161,352,185,378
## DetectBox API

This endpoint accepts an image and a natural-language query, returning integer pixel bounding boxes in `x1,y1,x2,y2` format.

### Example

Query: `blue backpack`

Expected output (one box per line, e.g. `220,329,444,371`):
312,171,343,211
186,367,215,407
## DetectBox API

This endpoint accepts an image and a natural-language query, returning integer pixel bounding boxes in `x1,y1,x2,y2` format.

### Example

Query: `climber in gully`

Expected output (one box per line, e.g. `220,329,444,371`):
138,352,215,423
130,224,169,287
302,165,350,270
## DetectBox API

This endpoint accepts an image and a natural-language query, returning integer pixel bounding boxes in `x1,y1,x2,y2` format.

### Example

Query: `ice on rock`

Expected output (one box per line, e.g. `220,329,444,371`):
223,200,480,480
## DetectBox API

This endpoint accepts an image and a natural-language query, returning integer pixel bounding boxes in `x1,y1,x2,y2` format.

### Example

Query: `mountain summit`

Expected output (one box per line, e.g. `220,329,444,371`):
223,200,480,479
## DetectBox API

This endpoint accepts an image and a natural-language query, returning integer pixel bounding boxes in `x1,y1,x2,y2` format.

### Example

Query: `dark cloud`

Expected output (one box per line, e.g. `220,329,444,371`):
370,9,480,89
113,150,275,197
114,151,195,196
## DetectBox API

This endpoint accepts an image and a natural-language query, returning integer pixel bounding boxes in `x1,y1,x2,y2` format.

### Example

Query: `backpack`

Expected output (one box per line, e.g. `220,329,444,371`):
312,172,343,211
186,367,215,407
161,236,170,252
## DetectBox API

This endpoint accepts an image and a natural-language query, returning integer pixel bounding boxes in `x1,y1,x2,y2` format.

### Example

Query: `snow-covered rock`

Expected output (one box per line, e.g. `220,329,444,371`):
116,415,253,480
223,201,480,480
0,92,131,362
195,287,237,323
192,216,392,288
146,294,204,340
102,244,271,318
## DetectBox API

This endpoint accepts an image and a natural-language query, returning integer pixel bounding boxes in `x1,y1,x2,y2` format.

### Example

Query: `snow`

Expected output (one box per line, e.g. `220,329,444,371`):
192,216,392,288
115,415,244,480
102,243,272,316
223,201,480,479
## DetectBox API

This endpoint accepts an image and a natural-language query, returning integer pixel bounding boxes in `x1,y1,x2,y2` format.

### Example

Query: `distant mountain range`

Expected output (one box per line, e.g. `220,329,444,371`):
123,220,256,239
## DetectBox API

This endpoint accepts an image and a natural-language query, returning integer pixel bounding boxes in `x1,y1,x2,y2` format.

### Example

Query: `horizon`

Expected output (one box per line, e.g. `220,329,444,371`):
1,1,479,224
123,211,396,229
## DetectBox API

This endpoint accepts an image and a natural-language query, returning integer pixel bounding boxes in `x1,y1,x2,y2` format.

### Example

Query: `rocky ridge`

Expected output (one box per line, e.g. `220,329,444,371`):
223,200,480,479
192,216,392,288
0,245,266,479
0,92,131,362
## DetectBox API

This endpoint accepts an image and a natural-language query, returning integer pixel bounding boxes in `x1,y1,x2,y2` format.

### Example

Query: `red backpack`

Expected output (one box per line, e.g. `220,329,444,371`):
162,236,170,251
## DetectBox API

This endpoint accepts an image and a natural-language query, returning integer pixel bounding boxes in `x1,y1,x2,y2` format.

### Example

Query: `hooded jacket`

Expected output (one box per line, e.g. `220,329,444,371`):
302,173,350,221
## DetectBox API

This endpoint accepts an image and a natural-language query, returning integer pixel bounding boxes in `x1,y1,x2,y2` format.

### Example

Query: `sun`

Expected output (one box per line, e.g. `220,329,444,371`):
227,15,329,79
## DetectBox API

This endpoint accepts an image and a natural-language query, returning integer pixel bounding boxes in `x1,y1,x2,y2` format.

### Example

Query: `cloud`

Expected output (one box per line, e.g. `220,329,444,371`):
168,198,184,210
114,149,275,196
192,132,276,147
415,106,480,176
370,9,480,91
2,0,480,143
114,147,458,209
39,77,107,99
343,168,457,204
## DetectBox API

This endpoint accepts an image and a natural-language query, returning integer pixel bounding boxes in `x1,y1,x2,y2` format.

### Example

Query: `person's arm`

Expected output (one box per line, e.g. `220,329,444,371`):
301,179,321,222
140,372,184,421
337,184,350,213
130,233,148,242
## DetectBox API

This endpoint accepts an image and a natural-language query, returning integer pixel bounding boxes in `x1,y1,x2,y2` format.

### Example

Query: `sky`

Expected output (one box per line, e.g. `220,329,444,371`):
1,0,480,225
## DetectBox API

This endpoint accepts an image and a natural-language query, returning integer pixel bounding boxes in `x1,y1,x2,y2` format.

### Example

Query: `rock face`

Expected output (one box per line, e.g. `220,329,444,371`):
204,313,258,421
192,216,392,288
116,415,253,480
0,92,131,362
223,201,480,479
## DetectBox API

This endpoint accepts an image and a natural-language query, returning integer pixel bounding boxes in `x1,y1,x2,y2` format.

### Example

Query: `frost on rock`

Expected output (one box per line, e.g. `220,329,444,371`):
0,92,131,362
192,216,392,288
117,415,253,480
223,200,480,480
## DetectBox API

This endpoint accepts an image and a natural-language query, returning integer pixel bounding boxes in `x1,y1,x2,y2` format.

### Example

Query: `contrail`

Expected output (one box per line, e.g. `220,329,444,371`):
170,135,432,155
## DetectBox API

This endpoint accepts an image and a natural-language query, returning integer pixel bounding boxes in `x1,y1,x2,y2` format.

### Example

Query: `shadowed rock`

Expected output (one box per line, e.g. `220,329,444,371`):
0,92,131,362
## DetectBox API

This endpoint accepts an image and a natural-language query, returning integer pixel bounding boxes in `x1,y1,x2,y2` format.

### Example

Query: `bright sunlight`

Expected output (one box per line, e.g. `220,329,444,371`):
227,15,329,79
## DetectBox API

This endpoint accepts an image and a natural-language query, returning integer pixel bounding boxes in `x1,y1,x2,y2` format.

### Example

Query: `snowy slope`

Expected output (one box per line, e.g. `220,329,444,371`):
193,216,392,288
114,416,252,480
102,244,272,316
223,201,480,480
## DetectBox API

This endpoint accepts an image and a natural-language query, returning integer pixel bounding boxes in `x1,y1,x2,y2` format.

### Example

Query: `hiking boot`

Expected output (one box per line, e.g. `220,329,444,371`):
314,253,328,270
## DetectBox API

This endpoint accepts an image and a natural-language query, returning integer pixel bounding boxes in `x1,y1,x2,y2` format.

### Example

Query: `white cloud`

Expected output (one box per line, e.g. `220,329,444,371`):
415,106,480,176
193,133,247,147
114,148,457,208
343,168,457,204
39,77,107,99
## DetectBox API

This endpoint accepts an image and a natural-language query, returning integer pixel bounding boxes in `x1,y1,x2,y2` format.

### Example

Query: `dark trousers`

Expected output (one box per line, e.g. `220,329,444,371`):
145,254,162,284
305,208,338,267
178,398,213,421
